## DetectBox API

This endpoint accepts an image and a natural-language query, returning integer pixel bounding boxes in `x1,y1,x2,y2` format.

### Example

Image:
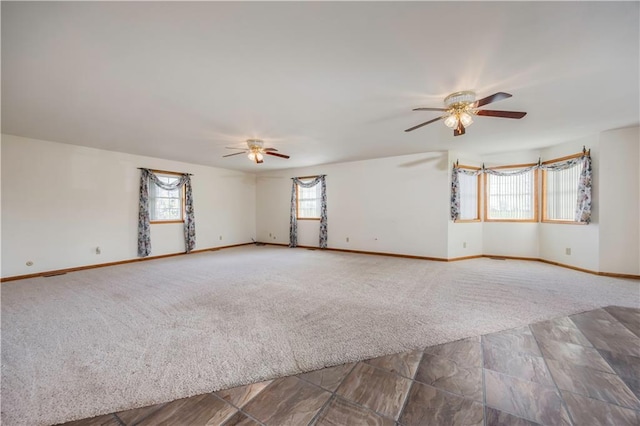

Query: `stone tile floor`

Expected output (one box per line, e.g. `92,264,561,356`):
62,306,640,425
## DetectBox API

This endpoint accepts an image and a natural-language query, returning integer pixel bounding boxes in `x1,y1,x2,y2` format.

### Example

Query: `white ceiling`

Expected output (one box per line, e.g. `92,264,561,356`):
2,2,639,172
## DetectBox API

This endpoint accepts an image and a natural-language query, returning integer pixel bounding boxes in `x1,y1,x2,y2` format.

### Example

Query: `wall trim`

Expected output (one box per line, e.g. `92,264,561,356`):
270,244,639,279
0,243,254,283
4,242,637,282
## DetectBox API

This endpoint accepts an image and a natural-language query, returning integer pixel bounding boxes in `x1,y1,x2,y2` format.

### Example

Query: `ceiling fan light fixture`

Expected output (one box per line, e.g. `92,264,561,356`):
459,111,474,127
444,114,459,129
247,151,264,162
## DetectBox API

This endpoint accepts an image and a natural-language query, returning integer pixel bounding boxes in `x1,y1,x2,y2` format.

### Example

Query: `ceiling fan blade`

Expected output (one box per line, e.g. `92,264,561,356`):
476,109,527,119
256,158,263,164
404,116,444,132
222,151,247,157
225,146,246,150
265,151,290,159
412,107,448,112
473,92,512,108
263,147,278,152
454,121,466,136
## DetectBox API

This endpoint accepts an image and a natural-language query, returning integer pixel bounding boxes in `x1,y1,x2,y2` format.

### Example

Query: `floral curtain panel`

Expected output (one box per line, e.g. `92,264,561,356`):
450,165,481,220
137,168,195,257
574,155,592,223
289,175,327,248
450,154,592,223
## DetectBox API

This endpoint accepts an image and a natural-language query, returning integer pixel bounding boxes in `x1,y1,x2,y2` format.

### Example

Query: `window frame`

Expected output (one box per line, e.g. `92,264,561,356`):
541,152,587,225
454,165,481,223
149,170,185,224
296,175,321,221
483,163,539,223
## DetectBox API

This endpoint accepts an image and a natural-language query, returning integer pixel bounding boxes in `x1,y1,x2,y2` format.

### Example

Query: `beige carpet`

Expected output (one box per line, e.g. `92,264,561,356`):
2,245,639,425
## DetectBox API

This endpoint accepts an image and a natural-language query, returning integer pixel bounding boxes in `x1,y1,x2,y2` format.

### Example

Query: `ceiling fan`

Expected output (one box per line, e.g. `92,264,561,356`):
222,139,290,164
405,91,527,136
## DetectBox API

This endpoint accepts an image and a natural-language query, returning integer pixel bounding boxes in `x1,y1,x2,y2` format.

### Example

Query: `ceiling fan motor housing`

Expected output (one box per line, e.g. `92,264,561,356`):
246,139,264,150
444,91,476,108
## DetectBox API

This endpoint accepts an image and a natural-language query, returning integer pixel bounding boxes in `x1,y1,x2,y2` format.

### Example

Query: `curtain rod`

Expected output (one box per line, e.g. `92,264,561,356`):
138,168,193,176
293,174,326,179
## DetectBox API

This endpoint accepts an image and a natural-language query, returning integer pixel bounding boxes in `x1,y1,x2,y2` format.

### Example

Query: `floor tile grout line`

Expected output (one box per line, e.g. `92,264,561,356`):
602,306,640,339
566,313,640,412
412,339,488,404
529,321,577,425
359,356,419,381
112,413,126,426
482,326,570,425
305,362,360,425
560,389,640,414
531,308,640,416
594,346,640,384
118,402,168,426
209,390,267,426
477,335,566,390
395,348,426,424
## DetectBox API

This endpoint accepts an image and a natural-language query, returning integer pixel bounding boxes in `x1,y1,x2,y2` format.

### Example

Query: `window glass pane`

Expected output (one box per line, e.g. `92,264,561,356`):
297,179,321,218
149,175,183,221
487,170,535,220
458,172,478,220
545,163,581,221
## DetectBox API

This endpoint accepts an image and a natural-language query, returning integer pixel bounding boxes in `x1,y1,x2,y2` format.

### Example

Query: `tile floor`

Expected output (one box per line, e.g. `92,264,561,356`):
62,306,640,425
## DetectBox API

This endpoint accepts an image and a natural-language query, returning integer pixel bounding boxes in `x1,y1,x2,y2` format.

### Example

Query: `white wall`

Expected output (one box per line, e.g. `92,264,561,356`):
1,135,256,277
599,127,640,275
480,149,542,258
447,151,483,259
256,151,450,258
4,127,637,278
538,135,600,271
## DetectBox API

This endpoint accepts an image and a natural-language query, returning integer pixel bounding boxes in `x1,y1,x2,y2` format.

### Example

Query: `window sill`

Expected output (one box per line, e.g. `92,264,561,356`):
150,220,184,224
454,219,481,223
297,217,321,221
484,219,539,223
541,220,588,225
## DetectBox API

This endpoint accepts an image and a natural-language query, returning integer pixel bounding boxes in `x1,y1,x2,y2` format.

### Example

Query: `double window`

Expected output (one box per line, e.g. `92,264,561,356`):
149,173,184,223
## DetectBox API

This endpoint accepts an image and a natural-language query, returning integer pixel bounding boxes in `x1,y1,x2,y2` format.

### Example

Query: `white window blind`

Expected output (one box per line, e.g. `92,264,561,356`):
458,172,479,220
545,163,581,221
149,175,183,221
486,170,536,220
297,180,321,219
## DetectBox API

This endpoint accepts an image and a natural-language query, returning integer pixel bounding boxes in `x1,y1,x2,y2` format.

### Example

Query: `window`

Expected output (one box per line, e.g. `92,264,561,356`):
149,174,184,222
485,166,538,221
296,177,321,220
542,154,583,223
456,167,480,221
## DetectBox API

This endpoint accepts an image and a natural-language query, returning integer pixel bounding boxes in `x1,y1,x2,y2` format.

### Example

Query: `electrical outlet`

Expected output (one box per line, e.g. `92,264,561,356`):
565,248,571,255
95,246,101,255
463,242,467,248
269,233,272,237
219,235,222,240
346,237,349,242
273,236,276,240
